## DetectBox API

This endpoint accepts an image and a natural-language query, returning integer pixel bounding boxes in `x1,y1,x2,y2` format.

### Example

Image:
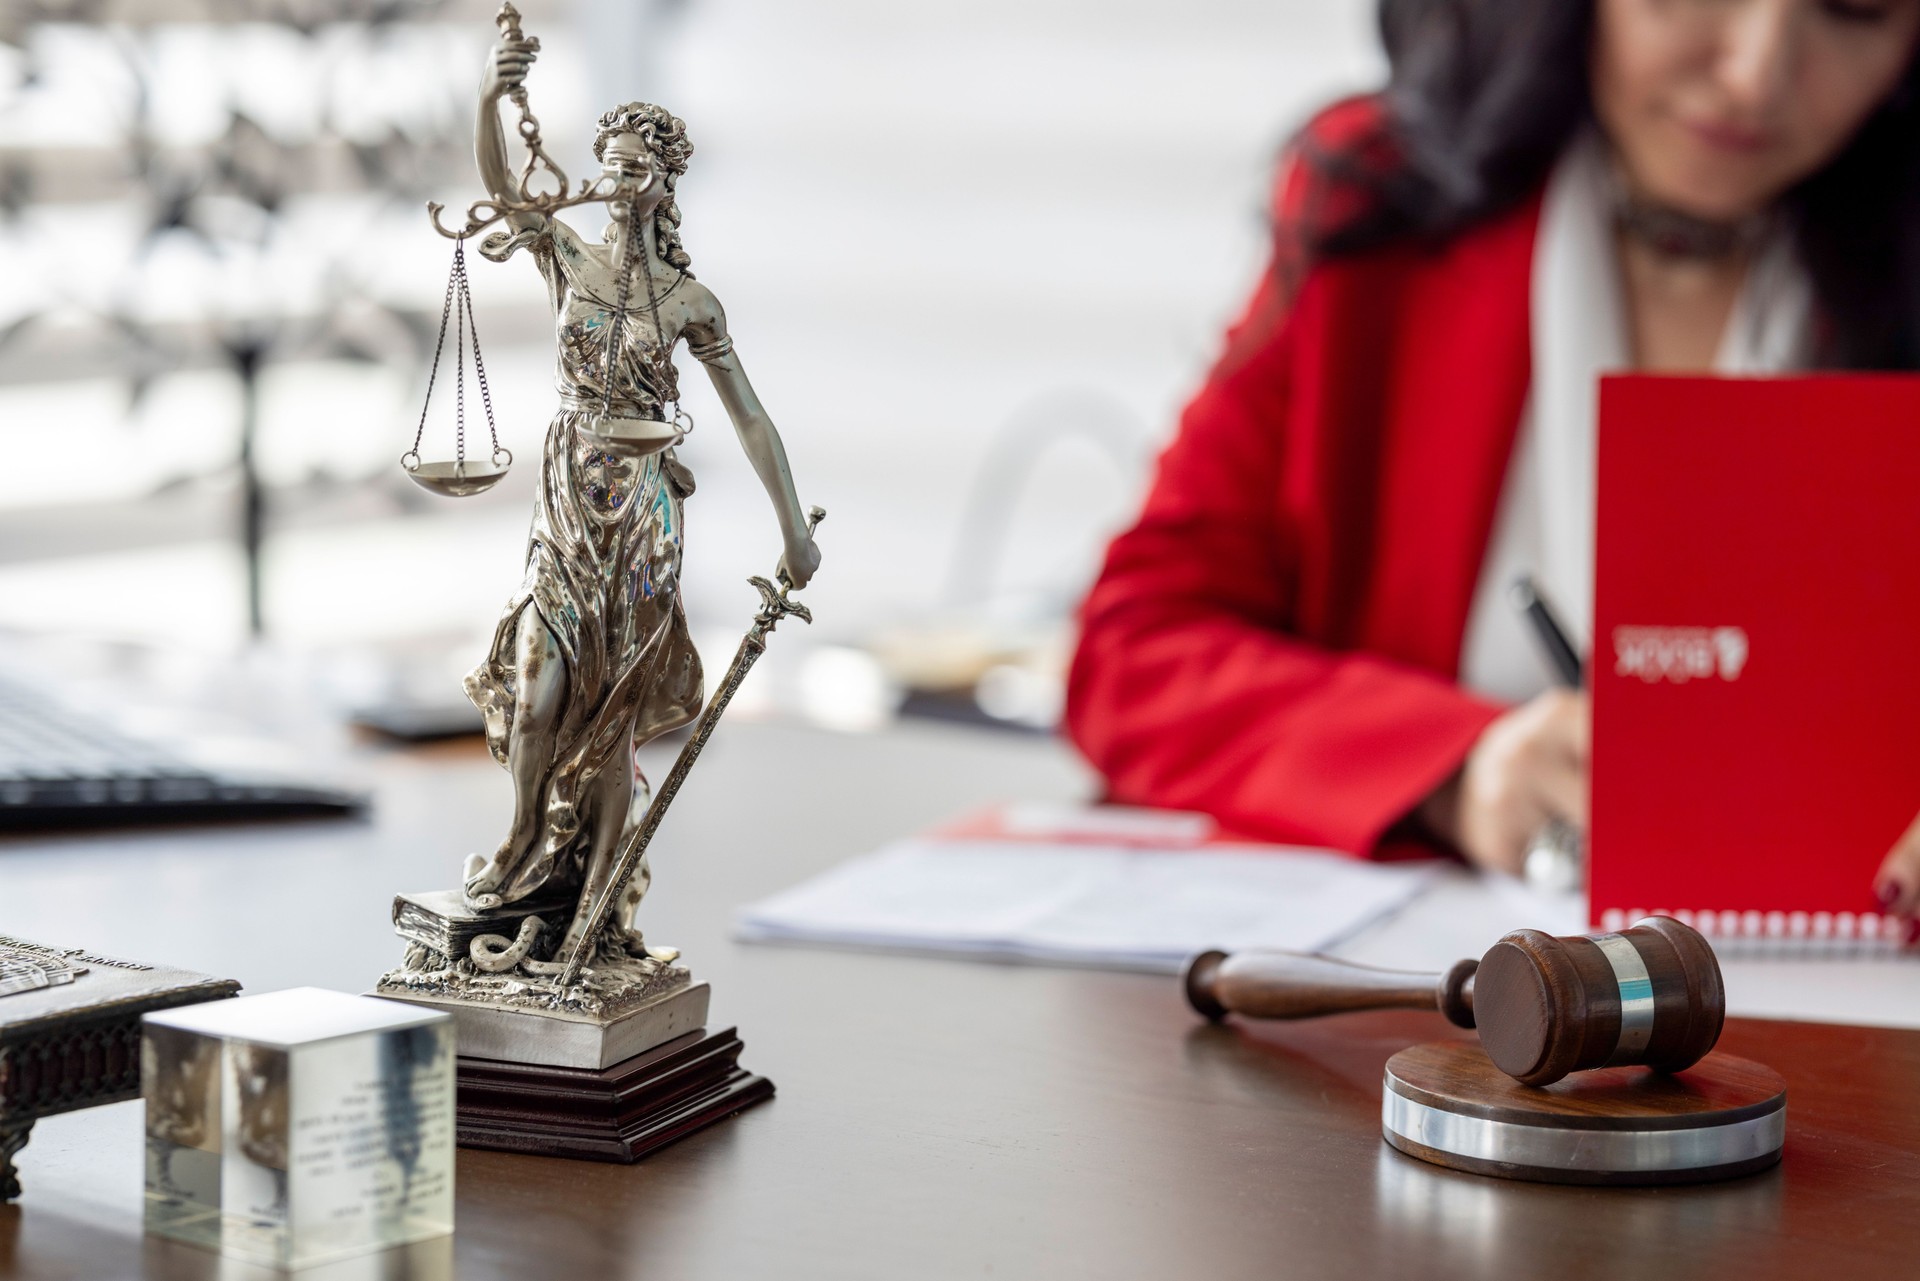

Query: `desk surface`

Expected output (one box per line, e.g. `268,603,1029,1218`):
3,720,1917,1281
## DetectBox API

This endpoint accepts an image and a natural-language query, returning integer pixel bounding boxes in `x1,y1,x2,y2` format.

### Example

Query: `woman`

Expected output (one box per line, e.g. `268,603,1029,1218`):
1067,0,1920,922
459,35,821,967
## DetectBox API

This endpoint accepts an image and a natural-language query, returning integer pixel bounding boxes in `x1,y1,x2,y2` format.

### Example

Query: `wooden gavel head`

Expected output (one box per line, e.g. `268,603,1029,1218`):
1185,916,1725,1087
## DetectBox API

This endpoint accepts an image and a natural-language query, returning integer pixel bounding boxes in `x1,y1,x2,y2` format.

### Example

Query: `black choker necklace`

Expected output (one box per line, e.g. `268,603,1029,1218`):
1613,196,1770,261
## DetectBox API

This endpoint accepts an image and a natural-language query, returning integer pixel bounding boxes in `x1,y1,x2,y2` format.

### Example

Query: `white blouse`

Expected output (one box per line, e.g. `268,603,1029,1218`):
1457,134,1814,704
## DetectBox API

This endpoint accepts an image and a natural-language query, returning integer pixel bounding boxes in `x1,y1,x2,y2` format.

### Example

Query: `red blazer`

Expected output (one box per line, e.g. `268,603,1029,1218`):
1065,123,1545,858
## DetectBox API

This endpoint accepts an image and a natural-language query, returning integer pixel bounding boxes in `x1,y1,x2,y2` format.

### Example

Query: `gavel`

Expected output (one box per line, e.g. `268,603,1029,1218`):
1184,916,1725,1087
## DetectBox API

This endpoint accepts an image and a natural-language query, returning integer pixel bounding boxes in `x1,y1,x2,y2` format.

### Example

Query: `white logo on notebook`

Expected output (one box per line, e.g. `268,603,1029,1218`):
1612,626,1749,683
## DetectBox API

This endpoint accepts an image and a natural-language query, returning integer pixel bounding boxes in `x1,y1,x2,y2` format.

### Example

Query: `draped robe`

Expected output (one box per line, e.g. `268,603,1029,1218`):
463,217,704,911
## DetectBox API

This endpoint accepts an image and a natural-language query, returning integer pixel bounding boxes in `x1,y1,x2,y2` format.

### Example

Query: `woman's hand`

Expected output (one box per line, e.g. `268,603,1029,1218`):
1420,689,1589,876
481,37,536,102
779,535,822,591
1875,811,1920,939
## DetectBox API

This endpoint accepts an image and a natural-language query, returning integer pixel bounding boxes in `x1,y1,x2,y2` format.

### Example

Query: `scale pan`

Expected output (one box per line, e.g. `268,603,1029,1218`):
406,459,510,498
583,415,682,456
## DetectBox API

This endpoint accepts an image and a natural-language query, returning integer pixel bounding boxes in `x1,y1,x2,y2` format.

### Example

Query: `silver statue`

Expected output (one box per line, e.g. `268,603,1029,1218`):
383,5,820,1013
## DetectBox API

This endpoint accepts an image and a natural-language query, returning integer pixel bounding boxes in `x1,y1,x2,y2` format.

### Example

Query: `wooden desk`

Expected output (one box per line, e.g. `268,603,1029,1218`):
2,721,1916,1280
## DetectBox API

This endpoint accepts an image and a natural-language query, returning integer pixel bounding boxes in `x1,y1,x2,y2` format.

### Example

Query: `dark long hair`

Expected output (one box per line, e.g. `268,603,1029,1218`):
1302,0,1920,368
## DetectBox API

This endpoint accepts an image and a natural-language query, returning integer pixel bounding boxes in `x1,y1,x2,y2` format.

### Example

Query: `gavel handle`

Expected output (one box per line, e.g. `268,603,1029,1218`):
1185,950,1478,1028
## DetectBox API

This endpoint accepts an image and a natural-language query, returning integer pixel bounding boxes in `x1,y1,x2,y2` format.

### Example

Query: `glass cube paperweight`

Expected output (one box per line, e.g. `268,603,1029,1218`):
142,987,455,1270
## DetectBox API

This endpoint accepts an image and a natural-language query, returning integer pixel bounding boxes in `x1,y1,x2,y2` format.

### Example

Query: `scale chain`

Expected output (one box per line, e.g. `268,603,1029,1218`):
454,249,467,464
405,236,506,476
460,249,502,456
636,209,672,420
601,204,635,421
599,201,678,425
406,237,465,465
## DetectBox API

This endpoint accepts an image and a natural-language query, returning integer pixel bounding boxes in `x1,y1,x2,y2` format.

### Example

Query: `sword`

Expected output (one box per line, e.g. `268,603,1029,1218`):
557,505,825,989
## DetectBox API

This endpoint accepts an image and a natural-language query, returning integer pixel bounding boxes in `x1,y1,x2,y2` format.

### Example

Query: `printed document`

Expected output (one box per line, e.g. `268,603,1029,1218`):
735,833,1442,973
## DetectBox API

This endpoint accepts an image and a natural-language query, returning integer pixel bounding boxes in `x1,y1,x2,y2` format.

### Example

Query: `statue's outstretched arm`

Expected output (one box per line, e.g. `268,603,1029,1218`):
688,291,820,588
475,35,544,234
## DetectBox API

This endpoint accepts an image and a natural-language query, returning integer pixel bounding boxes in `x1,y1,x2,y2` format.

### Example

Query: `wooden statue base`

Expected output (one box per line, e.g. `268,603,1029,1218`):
454,1026,773,1163
1383,1041,1785,1186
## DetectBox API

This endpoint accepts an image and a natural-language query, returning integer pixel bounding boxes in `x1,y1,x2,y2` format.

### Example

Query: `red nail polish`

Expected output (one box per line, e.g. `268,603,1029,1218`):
1878,881,1902,910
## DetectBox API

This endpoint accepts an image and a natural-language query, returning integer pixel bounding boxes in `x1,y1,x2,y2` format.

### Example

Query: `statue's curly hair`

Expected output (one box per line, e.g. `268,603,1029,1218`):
594,102,694,275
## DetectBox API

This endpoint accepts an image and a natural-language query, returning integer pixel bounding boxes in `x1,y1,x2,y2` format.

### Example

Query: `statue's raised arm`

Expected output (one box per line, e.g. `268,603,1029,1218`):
427,5,600,248
474,25,542,231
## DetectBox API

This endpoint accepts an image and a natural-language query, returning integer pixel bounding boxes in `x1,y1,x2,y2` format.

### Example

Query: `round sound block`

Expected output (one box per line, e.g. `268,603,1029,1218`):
1382,1040,1785,1185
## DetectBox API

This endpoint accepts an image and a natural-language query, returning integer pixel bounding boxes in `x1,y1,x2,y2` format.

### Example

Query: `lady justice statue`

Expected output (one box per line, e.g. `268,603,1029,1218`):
381,6,821,1015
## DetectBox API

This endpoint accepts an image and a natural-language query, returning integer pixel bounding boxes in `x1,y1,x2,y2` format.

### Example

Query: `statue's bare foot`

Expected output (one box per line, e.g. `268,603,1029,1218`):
621,929,678,964
465,889,504,911
462,852,505,910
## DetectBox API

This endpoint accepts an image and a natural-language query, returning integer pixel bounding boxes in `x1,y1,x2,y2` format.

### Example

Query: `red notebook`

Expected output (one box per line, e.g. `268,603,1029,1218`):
1591,375,1920,944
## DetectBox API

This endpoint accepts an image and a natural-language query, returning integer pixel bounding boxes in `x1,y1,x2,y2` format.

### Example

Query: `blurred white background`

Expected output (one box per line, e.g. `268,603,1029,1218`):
0,0,1382,729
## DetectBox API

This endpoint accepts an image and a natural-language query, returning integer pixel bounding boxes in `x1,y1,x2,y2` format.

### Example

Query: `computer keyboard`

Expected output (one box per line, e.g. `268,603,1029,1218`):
0,676,365,829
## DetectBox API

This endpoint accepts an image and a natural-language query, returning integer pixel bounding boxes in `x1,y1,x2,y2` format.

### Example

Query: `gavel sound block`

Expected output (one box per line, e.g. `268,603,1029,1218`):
1185,917,1786,1185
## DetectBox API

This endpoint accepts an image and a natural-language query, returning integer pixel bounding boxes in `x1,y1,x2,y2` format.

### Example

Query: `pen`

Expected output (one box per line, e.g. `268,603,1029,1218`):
1509,575,1584,689
1508,575,1586,892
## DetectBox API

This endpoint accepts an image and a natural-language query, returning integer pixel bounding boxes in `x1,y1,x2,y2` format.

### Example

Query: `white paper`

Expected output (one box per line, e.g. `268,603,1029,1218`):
734,838,1443,973
1325,867,1589,971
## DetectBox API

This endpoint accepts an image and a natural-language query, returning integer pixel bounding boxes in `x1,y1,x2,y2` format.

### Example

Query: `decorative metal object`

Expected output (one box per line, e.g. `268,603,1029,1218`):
0,936,238,1203
382,5,823,1028
0,944,87,998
